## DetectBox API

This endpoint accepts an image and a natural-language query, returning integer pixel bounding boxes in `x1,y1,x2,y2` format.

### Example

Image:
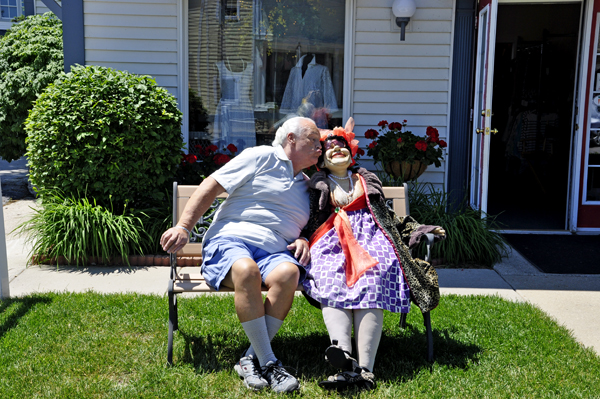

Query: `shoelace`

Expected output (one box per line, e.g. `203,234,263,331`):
267,364,297,383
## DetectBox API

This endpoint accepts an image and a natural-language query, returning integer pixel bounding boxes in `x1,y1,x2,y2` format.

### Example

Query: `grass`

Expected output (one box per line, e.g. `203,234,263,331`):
1,293,599,398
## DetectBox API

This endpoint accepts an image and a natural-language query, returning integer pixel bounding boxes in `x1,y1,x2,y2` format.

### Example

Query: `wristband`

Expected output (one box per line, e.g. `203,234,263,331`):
298,237,309,243
175,225,190,235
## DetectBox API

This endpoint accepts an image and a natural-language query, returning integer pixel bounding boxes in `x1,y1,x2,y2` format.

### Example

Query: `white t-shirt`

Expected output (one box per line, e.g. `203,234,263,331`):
203,145,310,253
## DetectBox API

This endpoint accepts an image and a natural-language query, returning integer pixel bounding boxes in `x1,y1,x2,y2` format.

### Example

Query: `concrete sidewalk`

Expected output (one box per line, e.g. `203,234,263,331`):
2,199,600,356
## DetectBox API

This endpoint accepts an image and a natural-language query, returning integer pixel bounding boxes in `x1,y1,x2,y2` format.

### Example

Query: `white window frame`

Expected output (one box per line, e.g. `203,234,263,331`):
0,0,23,30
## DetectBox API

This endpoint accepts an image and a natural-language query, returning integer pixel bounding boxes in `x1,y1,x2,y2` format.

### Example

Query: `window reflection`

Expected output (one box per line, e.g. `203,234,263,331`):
188,0,345,155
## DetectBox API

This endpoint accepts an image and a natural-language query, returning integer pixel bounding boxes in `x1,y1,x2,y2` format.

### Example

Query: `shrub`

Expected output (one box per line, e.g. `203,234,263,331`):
0,13,63,162
407,182,509,267
18,192,145,265
25,65,184,209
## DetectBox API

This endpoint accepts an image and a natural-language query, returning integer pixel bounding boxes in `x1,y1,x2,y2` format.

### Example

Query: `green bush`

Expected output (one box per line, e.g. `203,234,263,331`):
25,65,184,208
408,182,509,267
0,13,63,162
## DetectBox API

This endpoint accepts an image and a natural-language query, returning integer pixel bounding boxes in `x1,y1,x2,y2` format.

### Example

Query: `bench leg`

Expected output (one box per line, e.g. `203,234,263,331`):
399,312,407,329
167,290,178,365
423,311,434,362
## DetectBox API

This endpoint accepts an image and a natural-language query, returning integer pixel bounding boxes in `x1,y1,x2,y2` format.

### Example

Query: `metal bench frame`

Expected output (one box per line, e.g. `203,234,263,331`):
167,182,435,364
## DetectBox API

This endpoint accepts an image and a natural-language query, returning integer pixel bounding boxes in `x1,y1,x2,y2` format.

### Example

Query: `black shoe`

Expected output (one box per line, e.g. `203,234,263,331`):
324,344,358,371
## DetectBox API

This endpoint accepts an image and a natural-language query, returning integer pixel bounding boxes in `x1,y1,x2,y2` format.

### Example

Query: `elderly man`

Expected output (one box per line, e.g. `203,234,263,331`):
161,116,321,393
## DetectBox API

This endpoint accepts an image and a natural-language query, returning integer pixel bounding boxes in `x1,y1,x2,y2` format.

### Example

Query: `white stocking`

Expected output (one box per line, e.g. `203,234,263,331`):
321,306,353,354
354,308,383,372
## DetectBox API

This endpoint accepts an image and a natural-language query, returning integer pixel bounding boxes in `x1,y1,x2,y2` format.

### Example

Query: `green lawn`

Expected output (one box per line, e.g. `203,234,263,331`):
1,293,599,398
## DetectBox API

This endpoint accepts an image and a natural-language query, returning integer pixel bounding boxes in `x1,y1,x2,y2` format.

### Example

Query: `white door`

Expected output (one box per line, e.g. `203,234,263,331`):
470,0,498,212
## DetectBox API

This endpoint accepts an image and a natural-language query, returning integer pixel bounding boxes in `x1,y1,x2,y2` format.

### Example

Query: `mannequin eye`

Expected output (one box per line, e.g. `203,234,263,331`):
323,138,346,150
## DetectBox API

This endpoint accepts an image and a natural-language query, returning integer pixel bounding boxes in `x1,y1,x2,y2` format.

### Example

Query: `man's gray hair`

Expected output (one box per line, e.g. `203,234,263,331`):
272,116,315,147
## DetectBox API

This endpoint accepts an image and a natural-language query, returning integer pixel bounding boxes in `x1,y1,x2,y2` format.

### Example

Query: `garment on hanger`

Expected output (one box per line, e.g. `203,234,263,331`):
280,55,338,114
214,59,256,151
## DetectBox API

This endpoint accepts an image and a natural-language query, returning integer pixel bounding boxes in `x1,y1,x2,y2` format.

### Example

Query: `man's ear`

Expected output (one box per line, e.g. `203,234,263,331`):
286,132,296,144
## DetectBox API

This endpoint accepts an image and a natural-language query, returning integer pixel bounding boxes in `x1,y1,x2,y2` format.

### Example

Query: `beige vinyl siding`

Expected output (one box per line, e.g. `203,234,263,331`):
83,0,180,101
352,0,454,188
35,0,61,15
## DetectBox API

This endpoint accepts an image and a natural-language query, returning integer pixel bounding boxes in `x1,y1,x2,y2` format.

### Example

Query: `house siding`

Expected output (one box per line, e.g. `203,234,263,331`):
83,0,180,101
352,0,454,187
35,0,61,15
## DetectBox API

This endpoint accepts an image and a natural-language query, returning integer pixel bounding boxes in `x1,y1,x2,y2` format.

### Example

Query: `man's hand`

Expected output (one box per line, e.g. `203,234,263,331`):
287,238,310,266
160,227,190,254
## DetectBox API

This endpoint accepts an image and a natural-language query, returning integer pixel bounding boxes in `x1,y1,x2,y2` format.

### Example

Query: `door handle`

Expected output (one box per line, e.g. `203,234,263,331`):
476,128,485,134
490,129,498,134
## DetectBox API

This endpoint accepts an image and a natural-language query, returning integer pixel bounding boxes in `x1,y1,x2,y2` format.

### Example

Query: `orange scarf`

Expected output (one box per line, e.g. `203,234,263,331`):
310,182,378,287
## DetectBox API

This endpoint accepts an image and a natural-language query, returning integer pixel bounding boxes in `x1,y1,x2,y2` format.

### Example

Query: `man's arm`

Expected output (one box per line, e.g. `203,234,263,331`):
160,177,226,254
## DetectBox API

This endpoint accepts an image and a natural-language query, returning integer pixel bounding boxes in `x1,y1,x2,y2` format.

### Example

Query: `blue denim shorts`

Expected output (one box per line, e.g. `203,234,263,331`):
201,236,306,291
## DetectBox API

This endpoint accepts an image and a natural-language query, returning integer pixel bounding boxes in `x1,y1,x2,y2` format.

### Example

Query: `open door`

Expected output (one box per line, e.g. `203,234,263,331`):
470,0,499,213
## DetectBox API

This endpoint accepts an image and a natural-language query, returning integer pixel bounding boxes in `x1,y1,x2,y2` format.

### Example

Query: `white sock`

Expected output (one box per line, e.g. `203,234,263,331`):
322,306,353,354
241,317,277,367
245,315,284,359
354,308,383,372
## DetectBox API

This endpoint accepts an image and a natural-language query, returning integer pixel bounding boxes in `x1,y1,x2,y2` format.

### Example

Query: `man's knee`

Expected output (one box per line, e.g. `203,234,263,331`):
266,262,300,288
229,258,262,287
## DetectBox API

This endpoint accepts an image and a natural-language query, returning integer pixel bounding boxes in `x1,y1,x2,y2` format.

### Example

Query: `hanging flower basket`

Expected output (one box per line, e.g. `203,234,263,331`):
385,160,428,181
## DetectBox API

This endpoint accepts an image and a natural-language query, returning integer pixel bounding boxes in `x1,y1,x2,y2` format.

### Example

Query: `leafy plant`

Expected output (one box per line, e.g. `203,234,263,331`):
407,182,509,267
25,65,184,210
0,13,63,162
366,120,447,179
17,191,145,265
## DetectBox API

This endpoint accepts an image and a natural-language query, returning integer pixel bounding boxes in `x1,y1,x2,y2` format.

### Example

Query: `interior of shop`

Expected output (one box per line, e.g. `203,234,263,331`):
487,3,581,230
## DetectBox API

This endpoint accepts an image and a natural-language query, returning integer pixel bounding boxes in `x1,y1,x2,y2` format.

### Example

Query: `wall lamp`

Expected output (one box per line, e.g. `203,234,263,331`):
392,0,416,41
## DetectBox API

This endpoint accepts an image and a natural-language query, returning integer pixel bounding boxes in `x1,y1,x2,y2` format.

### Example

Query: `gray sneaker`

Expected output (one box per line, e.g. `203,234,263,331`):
234,354,269,391
261,360,300,393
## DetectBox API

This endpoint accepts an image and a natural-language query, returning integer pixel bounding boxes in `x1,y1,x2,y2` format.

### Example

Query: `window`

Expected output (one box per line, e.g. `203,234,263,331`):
0,0,22,20
188,0,346,155
586,14,600,202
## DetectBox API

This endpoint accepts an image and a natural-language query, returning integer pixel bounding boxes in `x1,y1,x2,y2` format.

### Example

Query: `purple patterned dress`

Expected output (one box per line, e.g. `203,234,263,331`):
303,190,411,313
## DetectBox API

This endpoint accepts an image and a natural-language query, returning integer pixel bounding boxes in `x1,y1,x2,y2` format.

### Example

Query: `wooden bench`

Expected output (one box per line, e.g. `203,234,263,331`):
167,182,435,364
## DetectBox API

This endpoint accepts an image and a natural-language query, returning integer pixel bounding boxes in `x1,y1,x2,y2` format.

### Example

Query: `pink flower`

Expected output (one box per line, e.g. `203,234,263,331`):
364,129,379,139
378,120,388,127
415,140,428,151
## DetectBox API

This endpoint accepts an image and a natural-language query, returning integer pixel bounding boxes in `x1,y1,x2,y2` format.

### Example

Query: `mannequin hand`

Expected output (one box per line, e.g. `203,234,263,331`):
432,227,446,237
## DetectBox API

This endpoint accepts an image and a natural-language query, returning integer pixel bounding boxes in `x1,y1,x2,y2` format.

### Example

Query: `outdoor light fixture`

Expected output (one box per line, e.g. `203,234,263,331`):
392,0,416,41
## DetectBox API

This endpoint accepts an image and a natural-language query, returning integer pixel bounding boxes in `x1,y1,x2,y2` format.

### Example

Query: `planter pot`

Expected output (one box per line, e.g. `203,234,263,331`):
129,255,140,266
385,160,428,181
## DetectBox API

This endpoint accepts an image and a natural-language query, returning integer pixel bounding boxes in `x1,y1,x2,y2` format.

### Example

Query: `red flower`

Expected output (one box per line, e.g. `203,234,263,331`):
403,119,407,123
439,140,447,148
388,122,403,131
415,140,428,151
206,144,218,153
368,142,377,149
357,148,365,156
397,138,402,143
226,144,238,153
364,129,379,139
186,154,197,164
378,120,388,127
213,153,231,166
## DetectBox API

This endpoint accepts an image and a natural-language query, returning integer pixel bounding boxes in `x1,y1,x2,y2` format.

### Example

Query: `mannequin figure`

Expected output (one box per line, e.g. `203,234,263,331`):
302,118,445,391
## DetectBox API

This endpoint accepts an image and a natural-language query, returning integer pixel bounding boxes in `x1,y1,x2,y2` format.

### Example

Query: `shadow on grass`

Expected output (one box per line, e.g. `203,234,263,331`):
175,324,481,383
0,295,52,339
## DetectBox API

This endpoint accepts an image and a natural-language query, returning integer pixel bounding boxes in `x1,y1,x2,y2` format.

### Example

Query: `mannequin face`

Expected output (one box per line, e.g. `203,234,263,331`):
321,143,352,174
